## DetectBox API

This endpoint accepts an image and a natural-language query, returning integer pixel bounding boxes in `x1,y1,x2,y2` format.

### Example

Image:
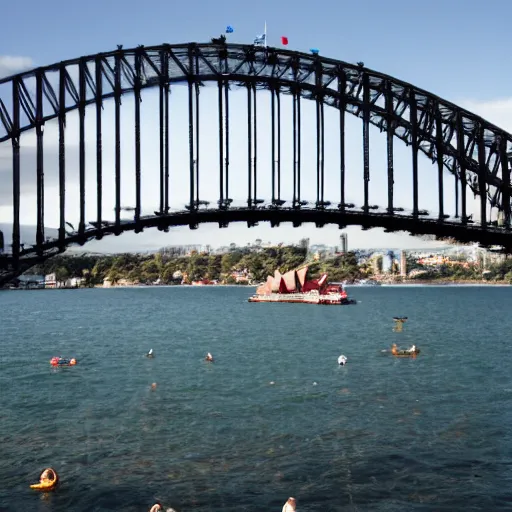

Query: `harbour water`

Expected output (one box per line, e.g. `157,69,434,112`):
1,285,512,511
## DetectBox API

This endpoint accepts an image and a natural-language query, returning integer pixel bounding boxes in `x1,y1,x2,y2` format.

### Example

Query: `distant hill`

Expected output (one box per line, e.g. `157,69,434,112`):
0,224,59,251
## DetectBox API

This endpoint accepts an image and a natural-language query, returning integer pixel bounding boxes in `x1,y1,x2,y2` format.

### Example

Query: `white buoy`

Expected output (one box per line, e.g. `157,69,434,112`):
338,355,347,366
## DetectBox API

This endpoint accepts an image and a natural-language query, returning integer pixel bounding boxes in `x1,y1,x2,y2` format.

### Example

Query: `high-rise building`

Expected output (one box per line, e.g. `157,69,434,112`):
400,250,407,276
340,233,348,253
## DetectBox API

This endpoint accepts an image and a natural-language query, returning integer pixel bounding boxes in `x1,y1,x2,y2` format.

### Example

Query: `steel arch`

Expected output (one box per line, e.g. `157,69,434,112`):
1,43,510,202
1,41,512,282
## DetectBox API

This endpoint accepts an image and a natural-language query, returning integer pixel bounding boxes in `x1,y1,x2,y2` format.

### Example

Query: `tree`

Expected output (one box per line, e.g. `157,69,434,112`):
207,255,222,280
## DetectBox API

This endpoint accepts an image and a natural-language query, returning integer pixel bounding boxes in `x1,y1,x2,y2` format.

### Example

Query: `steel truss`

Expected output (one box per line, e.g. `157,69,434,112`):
1,42,512,281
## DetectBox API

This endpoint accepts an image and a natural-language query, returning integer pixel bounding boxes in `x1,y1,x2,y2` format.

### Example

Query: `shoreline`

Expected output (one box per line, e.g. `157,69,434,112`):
5,280,512,290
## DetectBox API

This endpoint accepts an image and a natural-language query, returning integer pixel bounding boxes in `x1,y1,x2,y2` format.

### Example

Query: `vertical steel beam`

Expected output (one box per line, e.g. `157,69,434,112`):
292,86,297,206
271,86,276,203
320,100,325,205
276,87,281,201
435,108,444,220
252,83,257,204
457,113,467,222
224,82,230,203
78,59,86,236
134,51,142,224
187,78,195,210
409,89,419,216
164,73,170,213
338,70,346,211
385,80,394,214
11,79,20,264
454,168,459,218
218,80,224,205
95,57,103,233
35,71,45,251
297,88,302,204
362,73,370,212
316,96,321,206
247,84,252,207
159,52,165,214
195,81,200,205
477,128,487,228
500,136,510,226
114,52,121,231
58,67,66,245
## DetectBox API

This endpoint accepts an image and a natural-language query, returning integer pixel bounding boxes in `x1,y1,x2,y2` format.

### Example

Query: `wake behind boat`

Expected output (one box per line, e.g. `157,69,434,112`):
248,266,356,305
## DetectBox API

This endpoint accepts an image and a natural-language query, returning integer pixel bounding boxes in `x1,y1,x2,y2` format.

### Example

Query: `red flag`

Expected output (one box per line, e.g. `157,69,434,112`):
281,36,289,45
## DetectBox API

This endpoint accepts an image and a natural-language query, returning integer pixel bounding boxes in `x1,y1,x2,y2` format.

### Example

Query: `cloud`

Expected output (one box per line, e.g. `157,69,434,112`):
459,97,512,133
0,56,34,78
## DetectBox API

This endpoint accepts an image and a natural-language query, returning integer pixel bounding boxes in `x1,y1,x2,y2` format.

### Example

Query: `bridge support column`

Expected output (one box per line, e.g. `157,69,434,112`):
58,67,66,246
195,81,200,207
11,79,20,267
35,71,45,253
246,84,252,208
409,90,419,216
500,136,510,227
457,113,468,223
385,80,394,214
477,128,487,228
134,49,142,227
95,56,103,237
252,83,258,206
218,80,225,207
338,70,346,211
78,59,86,238
114,51,122,233
159,49,170,215
362,73,370,212
435,108,444,220
292,85,298,206
224,81,230,205
187,77,195,212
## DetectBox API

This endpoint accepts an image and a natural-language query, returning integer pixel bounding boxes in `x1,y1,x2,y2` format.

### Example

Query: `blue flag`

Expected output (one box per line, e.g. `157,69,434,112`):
226,25,234,34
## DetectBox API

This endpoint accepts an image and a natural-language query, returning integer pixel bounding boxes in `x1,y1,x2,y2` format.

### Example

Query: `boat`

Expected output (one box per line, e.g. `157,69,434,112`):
354,279,381,286
391,344,420,358
50,357,77,367
30,468,58,491
248,266,356,305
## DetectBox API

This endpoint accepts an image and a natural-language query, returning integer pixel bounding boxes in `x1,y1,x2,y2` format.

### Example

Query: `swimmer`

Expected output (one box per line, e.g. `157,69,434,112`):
40,469,55,482
146,349,154,358
282,497,297,512
149,503,162,512
205,352,214,362
338,355,347,366
151,383,157,390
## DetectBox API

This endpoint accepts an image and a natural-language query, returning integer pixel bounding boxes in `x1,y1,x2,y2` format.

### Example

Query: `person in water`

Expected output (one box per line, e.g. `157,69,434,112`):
40,468,56,483
282,497,297,512
205,352,214,362
149,503,162,512
146,349,154,358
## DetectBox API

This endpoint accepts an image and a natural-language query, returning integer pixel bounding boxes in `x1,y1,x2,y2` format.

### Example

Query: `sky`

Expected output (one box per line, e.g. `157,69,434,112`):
1,0,512,253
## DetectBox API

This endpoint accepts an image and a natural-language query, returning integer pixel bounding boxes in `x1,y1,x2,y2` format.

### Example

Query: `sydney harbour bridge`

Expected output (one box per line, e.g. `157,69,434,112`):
1,41,512,284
